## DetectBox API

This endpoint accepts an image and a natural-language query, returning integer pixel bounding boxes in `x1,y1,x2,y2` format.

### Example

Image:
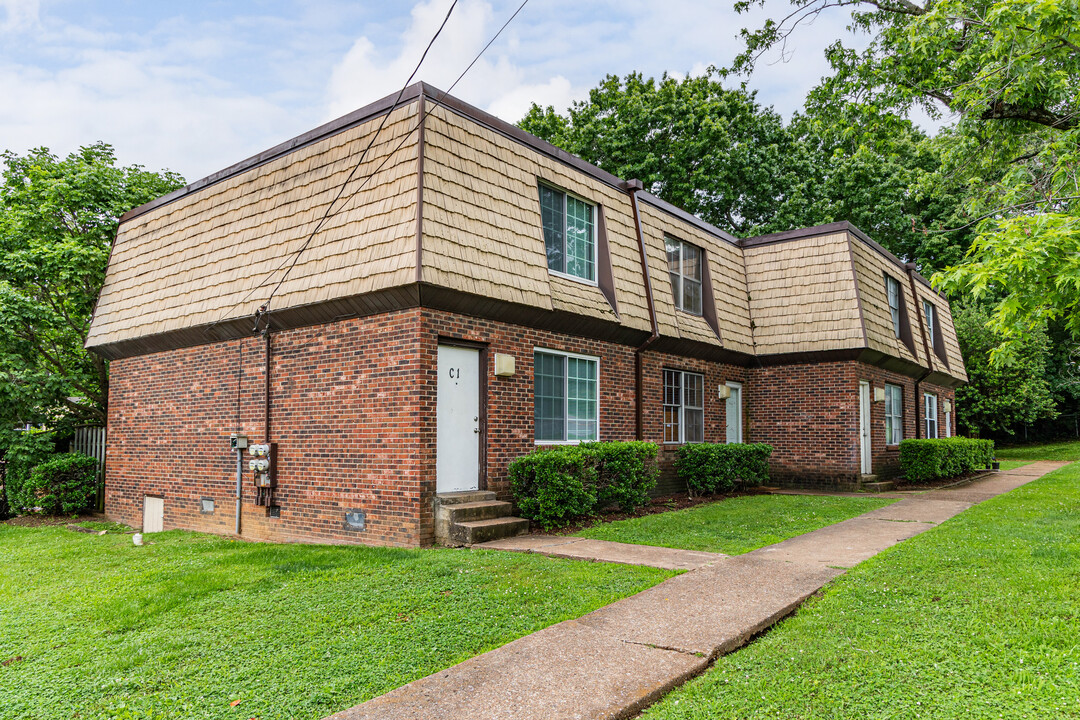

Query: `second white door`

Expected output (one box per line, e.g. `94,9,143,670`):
725,382,743,443
436,345,481,493
859,381,872,474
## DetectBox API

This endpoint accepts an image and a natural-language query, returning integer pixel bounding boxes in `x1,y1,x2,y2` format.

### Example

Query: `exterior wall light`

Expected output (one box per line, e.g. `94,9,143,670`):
494,353,515,376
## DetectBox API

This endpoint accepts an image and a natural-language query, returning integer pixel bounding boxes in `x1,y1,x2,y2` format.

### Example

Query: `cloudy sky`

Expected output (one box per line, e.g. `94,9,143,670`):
0,0,869,182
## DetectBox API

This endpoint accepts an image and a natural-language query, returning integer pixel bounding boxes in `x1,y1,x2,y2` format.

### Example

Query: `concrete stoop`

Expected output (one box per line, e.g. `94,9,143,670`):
859,474,895,492
434,491,530,546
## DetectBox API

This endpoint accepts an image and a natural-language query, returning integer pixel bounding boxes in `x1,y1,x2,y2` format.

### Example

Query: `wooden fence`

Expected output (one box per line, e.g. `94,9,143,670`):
72,426,107,511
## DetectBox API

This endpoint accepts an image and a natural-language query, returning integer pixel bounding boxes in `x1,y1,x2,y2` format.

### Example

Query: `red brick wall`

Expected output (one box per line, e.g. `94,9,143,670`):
105,306,958,546
106,309,430,547
743,362,955,486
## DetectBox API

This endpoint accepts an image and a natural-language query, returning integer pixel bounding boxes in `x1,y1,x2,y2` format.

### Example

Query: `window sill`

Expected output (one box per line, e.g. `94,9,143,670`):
674,307,704,318
549,269,598,287
534,439,593,446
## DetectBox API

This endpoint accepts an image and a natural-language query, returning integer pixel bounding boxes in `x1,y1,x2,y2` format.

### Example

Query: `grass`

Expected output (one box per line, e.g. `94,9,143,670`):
573,494,897,555
998,459,1034,471
0,528,671,720
641,461,1080,720
996,438,1080,462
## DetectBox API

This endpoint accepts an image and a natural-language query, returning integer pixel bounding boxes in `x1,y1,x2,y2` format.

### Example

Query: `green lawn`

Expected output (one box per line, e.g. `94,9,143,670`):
996,438,1080,462
998,459,1034,471
0,528,671,720
642,461,1080,719
573,494,896,555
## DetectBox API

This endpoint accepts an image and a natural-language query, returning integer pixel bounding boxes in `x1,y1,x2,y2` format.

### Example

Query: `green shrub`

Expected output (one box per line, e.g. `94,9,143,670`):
583,441,660,513
509,441,659,528
899,437,996,483
674,443,773,495
14,453,99,515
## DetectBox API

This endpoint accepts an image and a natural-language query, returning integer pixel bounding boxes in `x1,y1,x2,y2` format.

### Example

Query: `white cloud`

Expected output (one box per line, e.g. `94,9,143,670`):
0,0,38,32
323,0,589,125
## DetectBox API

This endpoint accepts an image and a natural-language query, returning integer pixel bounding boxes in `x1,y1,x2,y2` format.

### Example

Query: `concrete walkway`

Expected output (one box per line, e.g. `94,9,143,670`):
327,461,1067,720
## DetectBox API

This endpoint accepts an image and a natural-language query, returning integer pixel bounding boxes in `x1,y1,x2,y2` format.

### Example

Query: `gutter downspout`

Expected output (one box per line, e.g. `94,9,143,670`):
906,264,933,439
623,180,660,441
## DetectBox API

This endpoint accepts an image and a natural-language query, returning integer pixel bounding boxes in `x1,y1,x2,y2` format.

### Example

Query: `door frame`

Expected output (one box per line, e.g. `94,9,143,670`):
725,381,743,443
858,381,872,475
437,337,488,491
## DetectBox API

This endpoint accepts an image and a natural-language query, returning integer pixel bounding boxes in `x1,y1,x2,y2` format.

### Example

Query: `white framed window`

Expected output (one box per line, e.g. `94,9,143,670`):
944,404,952,438
923,300,936,344
663,370,704,443
885,275,902,338
665,236,703,315
925,392,939,439
538,183,597,283
534,349,599,443
725,381,743,443
884,383,903,446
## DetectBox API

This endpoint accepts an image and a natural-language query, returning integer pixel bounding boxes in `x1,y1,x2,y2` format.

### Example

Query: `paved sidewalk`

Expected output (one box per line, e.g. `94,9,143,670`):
327,461,1067,720
474,534,727,570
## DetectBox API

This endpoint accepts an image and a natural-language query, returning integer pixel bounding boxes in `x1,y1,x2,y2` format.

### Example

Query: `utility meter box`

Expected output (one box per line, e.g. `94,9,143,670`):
230,433,248,450
248,443,277,488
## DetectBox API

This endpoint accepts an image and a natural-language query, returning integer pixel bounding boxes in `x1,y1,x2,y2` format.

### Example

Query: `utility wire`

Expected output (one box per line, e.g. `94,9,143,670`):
277,0,534,258
209,0,459,330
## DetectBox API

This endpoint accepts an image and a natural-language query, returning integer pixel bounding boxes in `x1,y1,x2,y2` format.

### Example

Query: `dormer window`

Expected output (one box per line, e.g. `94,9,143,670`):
665,236,703,315
923,300,935,342
885,275,902,338
538,183,596,283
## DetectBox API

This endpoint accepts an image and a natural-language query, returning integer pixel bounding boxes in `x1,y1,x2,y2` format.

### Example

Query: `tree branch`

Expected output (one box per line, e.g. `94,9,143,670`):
981,101,1078,130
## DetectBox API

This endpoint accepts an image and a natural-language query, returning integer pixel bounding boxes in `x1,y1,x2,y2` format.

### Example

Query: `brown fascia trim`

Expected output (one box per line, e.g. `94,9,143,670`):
595,205,620,318
120,84,427,224
622,180,659,338
743,221,940,294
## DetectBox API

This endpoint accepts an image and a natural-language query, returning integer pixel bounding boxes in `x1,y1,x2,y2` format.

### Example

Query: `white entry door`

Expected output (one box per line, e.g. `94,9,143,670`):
859,381,872,474
142,495,164,533
437,345,481,493
725,382,743,443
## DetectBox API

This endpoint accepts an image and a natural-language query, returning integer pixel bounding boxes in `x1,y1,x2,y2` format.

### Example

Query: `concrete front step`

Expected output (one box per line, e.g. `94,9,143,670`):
862,481,895,493
445,500,515,524
449,516,531,546
436,490,497,505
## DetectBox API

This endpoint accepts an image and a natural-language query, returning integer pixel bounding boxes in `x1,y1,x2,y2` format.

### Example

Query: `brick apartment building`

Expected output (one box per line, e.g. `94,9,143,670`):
86,83,966,547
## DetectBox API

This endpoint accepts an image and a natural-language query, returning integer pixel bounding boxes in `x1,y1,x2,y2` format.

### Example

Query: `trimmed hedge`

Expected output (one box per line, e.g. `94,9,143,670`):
10,452,99,516
899,437,995,483
674,443,773,495
509,441,659,528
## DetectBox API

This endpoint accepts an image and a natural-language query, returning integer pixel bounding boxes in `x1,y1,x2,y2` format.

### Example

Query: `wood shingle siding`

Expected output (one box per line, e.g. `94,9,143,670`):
420,105,651,331
915,287,967,380
636,202,754,354
743,234,864,355
849,237,922,364
86,84,966,387
87,103,421,348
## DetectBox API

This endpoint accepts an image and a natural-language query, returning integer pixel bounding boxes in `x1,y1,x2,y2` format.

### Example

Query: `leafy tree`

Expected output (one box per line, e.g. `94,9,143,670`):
730,0,1080,359
0,144,184,441
519,70,970,272
953,303,1057,437
519,70,824,236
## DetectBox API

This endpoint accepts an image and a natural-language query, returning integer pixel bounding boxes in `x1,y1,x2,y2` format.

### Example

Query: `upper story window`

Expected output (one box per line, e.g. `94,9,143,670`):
534,349,598,443
885,275,902,338
663,369,704,443
884,383,903,446
539,184,596,283
665,236,703,315
923,300,936,344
